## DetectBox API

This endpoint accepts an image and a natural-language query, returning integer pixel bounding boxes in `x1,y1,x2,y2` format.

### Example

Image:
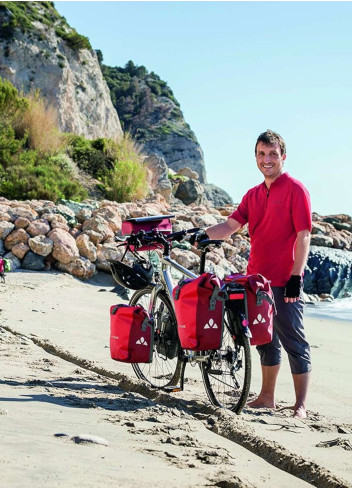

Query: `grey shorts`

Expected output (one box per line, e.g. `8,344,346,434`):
256,286,312,375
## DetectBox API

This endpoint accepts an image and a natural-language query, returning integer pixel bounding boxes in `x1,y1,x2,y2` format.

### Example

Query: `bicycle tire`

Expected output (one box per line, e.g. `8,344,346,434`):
130,287,183,388
201,307,251,414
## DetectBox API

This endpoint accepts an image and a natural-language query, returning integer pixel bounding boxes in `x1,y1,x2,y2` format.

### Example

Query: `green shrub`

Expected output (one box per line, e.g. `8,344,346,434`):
0,77,28,126
0,149,87,201
55,27,91,51
102,134,148,202
0,124,24,168
67,135,111,177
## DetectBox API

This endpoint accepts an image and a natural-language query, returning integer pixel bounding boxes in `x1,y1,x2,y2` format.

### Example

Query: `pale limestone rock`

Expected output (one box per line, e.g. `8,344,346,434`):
11,242,30,259
15,217,30,229
28,235,54,257
177,167,199,180
0,222,15,240
48,228,79,264
0,213,12,222
9,206,38,221
4,228,30,249
57,257,96,280
96,243,126,272
170,248,200,269
82,215,114,243
92,206,122,232
76,233,97,262
26,219,51,237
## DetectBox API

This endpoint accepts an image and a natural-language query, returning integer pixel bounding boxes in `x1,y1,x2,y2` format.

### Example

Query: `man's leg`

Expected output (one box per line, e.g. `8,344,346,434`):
273,287,312,418
247,364,280,408
292,371,311,418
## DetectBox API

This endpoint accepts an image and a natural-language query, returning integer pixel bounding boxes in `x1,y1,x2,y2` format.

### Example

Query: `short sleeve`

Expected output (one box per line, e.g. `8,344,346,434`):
228,192,249,226
292,184,312,233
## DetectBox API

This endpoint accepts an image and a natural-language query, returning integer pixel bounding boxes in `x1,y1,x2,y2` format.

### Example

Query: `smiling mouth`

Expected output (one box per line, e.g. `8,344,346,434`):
263,164,274,168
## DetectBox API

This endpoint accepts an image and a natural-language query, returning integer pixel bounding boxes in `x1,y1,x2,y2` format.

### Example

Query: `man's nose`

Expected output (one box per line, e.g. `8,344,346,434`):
264,154,271,163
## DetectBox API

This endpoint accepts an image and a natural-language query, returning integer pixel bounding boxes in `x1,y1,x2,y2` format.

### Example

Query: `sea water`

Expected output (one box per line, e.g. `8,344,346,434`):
305,297,352,322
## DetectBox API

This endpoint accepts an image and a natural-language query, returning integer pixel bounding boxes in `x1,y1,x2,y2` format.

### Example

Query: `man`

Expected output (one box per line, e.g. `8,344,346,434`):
201,129,312,419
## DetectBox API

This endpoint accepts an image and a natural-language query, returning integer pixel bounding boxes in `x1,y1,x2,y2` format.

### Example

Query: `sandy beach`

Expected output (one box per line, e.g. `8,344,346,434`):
0,270,351,488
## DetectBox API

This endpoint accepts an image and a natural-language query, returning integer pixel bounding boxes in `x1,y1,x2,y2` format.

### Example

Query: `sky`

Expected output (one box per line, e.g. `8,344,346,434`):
54,1,352,216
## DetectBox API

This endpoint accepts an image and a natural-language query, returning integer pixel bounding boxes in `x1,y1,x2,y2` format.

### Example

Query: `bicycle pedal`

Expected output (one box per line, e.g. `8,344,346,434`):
164,385,182,393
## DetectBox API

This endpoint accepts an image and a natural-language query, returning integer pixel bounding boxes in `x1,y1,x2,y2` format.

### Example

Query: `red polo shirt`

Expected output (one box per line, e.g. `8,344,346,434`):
229,173,312,286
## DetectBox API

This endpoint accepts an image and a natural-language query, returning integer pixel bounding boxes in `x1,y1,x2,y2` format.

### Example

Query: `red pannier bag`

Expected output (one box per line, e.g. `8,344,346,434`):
121,215,174,251
224,273,275,346
173,273,225,351
110,304,153,363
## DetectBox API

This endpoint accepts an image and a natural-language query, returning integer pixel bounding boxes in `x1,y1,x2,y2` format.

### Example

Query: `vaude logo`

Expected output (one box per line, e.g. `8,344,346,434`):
111,335,119,340
136,336,148,346
178,324,186,329
204,318,218,330
253,314,266,325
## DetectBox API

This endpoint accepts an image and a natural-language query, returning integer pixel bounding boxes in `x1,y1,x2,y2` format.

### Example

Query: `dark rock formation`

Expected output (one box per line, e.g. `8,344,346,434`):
202,183,234,207
304,246,352,298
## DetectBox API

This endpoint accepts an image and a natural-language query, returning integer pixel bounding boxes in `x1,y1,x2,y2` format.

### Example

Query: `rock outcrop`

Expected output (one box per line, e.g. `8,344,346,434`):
102,61,207,182
305,246,352,298
0,2,122,140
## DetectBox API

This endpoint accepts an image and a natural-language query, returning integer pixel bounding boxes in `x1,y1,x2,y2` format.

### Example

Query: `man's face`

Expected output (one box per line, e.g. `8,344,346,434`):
256,142,286,182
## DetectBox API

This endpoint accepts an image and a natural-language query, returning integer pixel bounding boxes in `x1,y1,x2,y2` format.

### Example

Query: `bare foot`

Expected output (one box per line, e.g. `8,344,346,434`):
293,405,307,419
247,397,276,409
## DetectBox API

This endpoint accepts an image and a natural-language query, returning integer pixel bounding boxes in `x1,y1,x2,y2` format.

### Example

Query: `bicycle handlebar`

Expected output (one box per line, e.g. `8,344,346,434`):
115,227,223,251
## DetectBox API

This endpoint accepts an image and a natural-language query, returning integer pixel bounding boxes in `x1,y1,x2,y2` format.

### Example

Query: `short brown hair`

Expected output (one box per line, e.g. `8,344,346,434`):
255,129,286,156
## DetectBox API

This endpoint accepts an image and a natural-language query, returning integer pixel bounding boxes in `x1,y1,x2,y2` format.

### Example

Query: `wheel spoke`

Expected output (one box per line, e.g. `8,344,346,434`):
130,288,182,388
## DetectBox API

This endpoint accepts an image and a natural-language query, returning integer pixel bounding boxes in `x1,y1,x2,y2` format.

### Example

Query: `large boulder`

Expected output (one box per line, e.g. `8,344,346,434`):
174,179,205,206
28,235,54,257
202,183,234,207
304,246,352,298
57,257,96,280
22,251,46,271
48,228,79,264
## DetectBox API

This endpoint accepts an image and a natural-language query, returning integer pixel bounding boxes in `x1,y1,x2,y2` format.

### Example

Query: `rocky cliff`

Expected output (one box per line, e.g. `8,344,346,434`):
0,2,122,140
102,61,207,182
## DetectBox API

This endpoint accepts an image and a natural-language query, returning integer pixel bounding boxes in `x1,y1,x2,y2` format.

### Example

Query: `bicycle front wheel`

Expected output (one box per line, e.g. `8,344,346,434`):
130,287,183,388
201,308,251,414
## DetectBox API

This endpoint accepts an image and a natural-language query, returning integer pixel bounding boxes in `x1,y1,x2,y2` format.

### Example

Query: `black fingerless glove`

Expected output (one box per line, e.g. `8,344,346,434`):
284,275,303,298
189,230,209,246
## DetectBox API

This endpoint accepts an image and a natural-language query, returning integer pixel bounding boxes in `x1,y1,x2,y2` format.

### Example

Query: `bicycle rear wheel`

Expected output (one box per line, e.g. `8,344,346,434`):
130,287,183,388
201,307,251,414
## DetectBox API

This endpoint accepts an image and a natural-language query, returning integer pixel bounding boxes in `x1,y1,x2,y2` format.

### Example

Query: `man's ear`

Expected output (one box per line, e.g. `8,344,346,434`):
282,154,287,161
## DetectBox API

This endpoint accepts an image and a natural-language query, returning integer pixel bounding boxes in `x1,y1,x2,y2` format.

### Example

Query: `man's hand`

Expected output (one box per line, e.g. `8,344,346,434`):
189,230,209,246
284,275,303,303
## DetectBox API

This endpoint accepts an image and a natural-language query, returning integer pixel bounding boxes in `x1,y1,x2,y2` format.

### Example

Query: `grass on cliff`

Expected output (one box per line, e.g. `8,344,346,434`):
0,1,91,51
0,77,148,203
102,59,197,144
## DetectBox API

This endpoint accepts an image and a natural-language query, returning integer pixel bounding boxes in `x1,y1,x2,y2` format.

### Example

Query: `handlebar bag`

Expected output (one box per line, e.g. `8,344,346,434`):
173,273,225,351
121,215,174,251
110,304,153,363
224,273,275,346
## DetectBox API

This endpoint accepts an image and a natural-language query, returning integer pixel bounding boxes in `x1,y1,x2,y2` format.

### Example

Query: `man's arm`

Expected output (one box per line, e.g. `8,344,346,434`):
292,229,311,275
284,229,311,303
206,218,242,240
